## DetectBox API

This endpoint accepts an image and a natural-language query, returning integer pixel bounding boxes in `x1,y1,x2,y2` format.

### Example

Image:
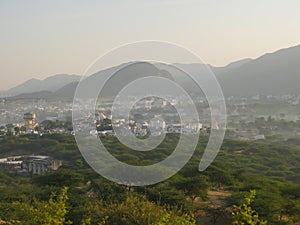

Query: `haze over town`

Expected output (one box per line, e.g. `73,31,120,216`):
1,0,300,90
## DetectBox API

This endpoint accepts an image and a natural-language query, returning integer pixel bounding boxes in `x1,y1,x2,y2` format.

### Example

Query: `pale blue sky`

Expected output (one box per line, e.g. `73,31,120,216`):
1,0,300,90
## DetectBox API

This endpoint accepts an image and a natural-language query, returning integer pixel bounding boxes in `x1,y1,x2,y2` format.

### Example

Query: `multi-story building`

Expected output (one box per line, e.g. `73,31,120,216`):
0,155,62,175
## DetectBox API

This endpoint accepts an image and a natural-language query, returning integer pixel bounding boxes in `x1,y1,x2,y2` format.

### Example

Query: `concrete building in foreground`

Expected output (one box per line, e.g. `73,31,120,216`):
21,155,62,175
0,155,62,175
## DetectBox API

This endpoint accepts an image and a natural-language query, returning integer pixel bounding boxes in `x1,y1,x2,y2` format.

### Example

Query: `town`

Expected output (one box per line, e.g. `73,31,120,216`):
1,94,300,140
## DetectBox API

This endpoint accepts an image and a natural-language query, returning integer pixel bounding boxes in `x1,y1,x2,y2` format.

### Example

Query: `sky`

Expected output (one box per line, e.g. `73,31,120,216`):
0,0,300,90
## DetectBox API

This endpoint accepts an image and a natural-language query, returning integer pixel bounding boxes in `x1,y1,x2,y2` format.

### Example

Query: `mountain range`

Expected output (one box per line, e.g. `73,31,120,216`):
1,44,300,99
2,74,81,97
217,45,300,97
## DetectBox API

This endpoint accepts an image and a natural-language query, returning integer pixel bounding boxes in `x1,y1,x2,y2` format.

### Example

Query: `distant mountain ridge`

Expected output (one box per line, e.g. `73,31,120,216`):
211,58,253,74
217,44,300,96
2,74,81,96
2,44,300,99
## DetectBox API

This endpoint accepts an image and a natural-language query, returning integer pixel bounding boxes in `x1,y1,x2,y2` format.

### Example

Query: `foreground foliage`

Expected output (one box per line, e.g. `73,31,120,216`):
232,190,267,225
0,134,300,224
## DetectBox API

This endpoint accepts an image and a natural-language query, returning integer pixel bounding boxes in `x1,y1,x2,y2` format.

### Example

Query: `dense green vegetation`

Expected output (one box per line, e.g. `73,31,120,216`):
0,133,300,224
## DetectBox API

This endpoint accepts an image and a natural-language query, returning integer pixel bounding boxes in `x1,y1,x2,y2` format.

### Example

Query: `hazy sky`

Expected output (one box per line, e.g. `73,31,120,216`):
1,0,300,90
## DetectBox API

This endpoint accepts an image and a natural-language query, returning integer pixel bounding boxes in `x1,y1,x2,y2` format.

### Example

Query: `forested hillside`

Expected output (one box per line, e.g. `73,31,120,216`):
1,134,300,224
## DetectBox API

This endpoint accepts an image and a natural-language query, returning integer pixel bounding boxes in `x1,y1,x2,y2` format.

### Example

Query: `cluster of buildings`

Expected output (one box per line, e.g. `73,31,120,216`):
127,120,204,137
73,97,214,138
0,111,74,137
0,155,62,175
92,112,208,137
0,99,72,134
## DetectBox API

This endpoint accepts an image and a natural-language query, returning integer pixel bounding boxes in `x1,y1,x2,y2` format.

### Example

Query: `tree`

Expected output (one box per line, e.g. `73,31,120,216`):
13,187,72,225
20,126,27,133
14,126,20,135
204,206,226,225
174,175,209,201
33,169,84,187
204,165,233,189
231,190,267,225
87,194,196,225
